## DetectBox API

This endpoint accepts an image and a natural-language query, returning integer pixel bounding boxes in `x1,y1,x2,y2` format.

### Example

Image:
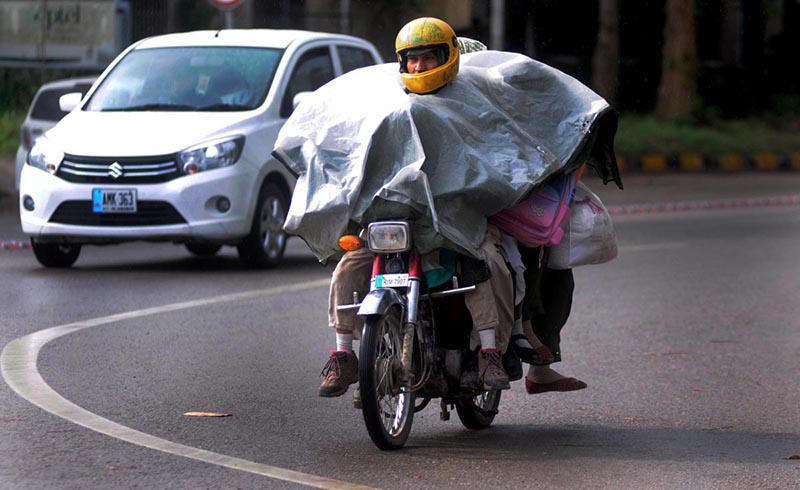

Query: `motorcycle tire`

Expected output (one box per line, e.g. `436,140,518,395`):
359,306,415,450
455,390,501,430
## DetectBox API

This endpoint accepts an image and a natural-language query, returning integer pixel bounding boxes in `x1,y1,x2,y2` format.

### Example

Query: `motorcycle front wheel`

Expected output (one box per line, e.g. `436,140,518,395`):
455,390,501,430
359,306,415,450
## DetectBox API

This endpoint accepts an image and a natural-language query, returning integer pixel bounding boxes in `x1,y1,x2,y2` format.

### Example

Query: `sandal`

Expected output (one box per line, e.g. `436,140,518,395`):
510,334,554,365
525,377,587,394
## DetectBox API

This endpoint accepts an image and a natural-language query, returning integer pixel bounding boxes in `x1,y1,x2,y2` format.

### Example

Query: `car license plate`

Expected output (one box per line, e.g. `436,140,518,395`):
92,188,137,213
375,273,409,288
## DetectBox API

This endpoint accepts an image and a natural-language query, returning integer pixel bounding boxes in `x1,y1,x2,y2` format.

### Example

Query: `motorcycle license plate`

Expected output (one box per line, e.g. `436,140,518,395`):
92,188,137,213
375,273,408,288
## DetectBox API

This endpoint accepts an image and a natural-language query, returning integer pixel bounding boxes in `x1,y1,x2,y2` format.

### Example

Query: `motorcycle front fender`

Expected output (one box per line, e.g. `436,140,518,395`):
357,288,404,317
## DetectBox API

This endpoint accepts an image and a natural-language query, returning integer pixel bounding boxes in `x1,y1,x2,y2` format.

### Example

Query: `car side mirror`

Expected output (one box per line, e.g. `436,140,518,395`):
59,92,83,112
292,92,313,112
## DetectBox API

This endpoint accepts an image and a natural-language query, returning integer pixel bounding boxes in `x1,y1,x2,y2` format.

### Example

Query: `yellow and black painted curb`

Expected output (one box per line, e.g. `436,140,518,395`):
617,151,800,173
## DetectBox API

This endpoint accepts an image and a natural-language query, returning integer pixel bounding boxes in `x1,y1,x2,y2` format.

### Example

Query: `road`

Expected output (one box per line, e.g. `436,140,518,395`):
1,173,799,489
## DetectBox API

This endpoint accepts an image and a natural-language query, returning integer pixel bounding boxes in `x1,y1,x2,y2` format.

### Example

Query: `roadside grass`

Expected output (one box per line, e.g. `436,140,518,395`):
616,114,800,155
0,110,24,156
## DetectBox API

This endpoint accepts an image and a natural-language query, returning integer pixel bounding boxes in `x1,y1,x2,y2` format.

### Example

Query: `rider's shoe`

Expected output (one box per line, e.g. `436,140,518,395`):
318,350,358,398
502,349,523,382
479,348,511,390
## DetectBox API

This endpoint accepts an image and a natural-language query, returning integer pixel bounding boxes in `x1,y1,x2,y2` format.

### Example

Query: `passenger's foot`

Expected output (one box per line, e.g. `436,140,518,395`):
524,377,587,394
318,350,358,398
478,348,511,390
524,365,586,394
510,335,554,365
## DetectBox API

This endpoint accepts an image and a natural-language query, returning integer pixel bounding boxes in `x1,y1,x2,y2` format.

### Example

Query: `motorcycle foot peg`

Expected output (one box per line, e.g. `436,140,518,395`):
439,400,450,421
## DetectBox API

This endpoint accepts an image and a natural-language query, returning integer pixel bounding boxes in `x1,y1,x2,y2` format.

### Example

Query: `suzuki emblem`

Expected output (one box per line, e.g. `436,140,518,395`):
108,162,123,179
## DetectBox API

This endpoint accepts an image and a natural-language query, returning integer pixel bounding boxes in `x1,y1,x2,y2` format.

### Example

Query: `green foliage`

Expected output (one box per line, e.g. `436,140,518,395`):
0,110,25,155
769,95,800,117
616,114,800,155
177,0,220,31
1,67,97,111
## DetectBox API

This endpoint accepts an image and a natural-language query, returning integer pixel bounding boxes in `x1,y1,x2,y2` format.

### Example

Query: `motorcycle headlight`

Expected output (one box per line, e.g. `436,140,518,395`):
178,136,244,175
367,221,411,253
27,137,63,174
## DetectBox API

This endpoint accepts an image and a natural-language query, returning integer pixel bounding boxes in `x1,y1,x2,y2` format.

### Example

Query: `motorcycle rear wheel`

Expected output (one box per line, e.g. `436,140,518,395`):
455,390,501,430
359,306,415,450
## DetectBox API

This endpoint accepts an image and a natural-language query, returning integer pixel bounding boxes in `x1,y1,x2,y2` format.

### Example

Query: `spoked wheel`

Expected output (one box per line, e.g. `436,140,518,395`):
359,306,415,450
455,390,501,430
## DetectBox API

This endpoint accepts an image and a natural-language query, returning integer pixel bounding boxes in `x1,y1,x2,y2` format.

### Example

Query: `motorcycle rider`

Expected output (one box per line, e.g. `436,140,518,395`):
319,17,513,398
415,30,586,395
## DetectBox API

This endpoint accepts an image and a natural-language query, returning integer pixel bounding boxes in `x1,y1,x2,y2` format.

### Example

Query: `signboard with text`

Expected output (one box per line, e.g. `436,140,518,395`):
0,0,122,68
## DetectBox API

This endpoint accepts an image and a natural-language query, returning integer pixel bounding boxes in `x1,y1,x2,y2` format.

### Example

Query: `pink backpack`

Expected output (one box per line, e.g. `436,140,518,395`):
489,164,585,247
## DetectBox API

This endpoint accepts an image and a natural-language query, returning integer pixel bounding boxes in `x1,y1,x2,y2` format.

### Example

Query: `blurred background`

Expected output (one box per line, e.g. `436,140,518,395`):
1,0,799,160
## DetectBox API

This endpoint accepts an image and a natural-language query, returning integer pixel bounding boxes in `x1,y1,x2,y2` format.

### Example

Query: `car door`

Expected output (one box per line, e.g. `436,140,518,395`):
279,45,336,118
334,44,380,75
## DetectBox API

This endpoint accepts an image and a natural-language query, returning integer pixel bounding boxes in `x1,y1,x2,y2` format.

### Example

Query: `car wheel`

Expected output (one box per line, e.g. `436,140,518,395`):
185,243,222,257
237,182,288,269
30,239,81,268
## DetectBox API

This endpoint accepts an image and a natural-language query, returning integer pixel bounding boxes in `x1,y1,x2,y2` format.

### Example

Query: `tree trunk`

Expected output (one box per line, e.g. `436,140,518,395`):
656,0,698,118
591,0,619,107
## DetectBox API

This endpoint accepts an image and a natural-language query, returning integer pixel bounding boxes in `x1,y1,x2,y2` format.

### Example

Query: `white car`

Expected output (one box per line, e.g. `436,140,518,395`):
15,77,97,190
19,29,382,268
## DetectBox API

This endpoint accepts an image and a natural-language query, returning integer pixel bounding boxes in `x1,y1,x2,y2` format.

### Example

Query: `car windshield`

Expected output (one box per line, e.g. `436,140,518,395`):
84,46,282,112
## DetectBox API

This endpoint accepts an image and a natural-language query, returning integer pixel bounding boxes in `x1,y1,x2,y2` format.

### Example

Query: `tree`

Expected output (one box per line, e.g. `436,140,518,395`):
591,0,620,107
656,0,698,118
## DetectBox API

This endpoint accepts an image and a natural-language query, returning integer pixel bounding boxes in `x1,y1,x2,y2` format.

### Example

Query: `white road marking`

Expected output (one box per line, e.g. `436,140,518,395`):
1,278,379,490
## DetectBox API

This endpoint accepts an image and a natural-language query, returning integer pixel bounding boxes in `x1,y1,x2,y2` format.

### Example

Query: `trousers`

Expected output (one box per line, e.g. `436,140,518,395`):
328,228,512,352
519,245,575,363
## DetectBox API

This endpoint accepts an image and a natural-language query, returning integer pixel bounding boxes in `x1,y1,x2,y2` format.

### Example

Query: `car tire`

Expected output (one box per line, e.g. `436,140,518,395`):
185,243,222,257
237,182,288,269
30,239,81,268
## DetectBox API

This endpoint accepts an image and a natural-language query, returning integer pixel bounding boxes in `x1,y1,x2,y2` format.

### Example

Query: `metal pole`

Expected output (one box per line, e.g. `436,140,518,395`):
225,10,233,29
340,0,351,34
40,0,48,82
490,0,505,50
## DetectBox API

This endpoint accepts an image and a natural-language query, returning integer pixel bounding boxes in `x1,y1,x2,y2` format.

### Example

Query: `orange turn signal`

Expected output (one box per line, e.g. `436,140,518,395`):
338,235,363,251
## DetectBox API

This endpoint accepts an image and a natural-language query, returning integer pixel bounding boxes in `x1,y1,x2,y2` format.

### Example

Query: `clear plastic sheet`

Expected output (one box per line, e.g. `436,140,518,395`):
273,51,619,263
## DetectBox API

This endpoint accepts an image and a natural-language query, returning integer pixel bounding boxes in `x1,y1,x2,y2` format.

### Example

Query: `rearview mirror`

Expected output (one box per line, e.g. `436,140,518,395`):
292,92,313,112
59,92,83,112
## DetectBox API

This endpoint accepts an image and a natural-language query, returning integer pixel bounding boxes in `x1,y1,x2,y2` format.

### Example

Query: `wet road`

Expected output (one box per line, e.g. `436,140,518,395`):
1,174,799,489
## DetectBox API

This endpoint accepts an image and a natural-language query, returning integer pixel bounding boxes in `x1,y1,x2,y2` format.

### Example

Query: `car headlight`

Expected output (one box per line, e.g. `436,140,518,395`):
27,137,63,174
177,136,244,175
367,221,411,253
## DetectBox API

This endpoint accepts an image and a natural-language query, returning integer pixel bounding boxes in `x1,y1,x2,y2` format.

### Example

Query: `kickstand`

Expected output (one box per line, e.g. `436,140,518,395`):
439,400,450,421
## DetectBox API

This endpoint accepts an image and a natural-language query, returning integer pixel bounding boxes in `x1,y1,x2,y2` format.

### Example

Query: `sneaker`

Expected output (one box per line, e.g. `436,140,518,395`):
478,348,511,390
318,350,358,398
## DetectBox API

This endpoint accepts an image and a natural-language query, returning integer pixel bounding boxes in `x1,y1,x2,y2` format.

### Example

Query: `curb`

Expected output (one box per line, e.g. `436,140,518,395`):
617,151,800,173
1,240,31,250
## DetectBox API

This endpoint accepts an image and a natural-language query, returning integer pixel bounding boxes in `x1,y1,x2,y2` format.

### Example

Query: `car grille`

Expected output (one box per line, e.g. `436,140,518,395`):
57,154,181,184
49,200,187,226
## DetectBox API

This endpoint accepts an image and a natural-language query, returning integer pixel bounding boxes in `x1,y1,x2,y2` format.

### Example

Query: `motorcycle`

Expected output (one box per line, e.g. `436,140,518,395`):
337,220,519,450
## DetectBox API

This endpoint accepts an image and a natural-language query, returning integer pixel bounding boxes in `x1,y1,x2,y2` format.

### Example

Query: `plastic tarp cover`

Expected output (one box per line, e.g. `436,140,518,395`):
272,50,617,263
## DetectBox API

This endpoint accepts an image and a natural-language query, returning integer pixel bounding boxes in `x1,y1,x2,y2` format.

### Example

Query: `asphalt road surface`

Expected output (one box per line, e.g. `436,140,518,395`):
1,174,799,489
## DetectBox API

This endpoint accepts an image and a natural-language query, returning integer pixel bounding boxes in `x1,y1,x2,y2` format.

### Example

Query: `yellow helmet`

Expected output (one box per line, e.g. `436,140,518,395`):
395,17,459,94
